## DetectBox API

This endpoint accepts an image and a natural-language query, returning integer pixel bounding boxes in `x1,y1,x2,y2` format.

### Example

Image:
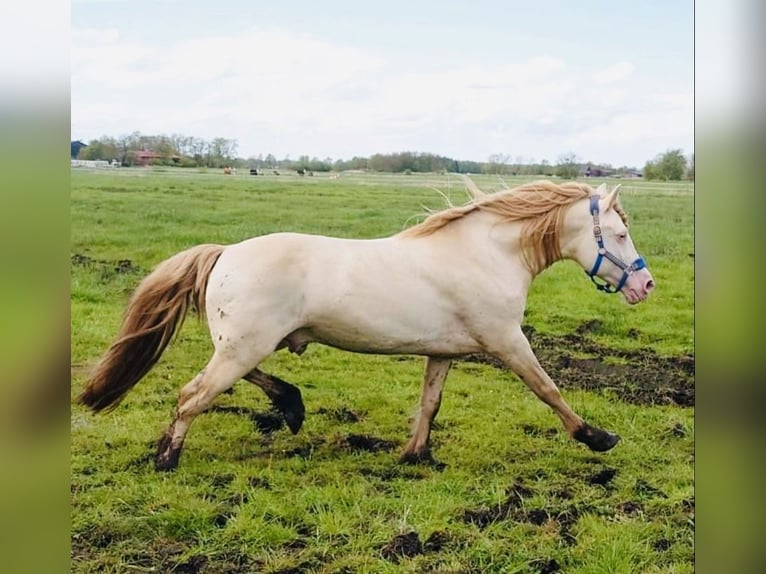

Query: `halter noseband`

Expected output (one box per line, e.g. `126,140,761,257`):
586,195,646,294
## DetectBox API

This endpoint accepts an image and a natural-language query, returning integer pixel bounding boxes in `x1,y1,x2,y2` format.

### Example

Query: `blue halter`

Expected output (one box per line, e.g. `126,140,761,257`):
586,195,646,294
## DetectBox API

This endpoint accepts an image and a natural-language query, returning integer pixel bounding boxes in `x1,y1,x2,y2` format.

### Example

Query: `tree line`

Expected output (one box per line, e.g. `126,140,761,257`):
77,132,238,168
75,132,693,180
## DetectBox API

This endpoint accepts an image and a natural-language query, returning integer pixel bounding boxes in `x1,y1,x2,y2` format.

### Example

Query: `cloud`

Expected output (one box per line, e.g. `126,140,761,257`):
71,26,689,164
595,61,635,85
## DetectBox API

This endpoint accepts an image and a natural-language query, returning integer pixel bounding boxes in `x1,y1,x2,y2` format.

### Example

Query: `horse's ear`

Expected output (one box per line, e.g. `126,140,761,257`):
600,184,622,212
594,183,608,196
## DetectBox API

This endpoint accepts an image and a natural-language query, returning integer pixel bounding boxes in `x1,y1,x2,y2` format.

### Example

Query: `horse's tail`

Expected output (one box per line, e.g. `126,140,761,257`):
78,244,225,413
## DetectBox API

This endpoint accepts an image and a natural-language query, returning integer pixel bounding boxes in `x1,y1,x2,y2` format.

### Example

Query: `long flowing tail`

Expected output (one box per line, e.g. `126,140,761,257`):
78,244,225,412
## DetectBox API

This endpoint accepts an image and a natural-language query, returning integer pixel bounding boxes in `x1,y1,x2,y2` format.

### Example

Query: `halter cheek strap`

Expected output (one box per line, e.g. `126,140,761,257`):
587,195,646,294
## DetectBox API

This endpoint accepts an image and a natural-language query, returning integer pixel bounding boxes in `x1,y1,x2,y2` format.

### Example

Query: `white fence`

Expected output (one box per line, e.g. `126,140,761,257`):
71,159,119,168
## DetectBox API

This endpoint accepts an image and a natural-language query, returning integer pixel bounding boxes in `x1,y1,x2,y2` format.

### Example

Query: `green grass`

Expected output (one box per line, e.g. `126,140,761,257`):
71,168,693,573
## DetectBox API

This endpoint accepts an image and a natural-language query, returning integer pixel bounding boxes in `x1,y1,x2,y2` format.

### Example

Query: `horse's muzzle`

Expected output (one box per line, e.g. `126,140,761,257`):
622,270,655,304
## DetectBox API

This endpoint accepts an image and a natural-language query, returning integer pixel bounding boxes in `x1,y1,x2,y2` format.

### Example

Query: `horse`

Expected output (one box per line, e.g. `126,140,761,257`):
77,178,654,471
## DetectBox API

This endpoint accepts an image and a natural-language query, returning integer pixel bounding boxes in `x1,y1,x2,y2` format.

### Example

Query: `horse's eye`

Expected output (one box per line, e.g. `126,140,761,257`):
617,232,627,241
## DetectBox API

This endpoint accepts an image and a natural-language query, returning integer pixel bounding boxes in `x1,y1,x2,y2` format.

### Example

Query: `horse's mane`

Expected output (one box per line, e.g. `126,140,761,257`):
399,180,628,273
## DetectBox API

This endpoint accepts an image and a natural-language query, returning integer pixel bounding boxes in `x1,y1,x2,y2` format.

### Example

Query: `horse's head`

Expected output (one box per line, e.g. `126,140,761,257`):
565,184,655,304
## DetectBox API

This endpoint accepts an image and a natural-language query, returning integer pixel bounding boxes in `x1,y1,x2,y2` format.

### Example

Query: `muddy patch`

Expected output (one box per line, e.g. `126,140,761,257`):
531,558,561,573
71,253,142,275
423,530,450,552
379,529,455,562
208,405,285,434
588,467,618,487
340,434,397,453
461,482,534,528
381,531,422,562
615,500,644,516
283,438,326,458
172,555,207,574
633,478,668,499
522,424,559,438
463,323,694,407
461,481,586,546
71,536,239,574
316,406,365,423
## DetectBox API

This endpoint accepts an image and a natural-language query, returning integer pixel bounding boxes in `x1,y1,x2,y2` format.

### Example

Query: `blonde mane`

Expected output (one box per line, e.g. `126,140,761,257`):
399,180,628,273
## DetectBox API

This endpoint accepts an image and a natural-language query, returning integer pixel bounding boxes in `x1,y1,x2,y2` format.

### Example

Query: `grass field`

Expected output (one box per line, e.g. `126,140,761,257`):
71,168,694,573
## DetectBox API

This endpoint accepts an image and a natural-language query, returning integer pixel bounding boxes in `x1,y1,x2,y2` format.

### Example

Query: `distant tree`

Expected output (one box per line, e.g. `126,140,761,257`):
555,152,580,179
538,159,553,176
486,153,510,175
658,149,686,180
80,137,118,161
642,161,655,180
644,149,687,181
686,153,695,180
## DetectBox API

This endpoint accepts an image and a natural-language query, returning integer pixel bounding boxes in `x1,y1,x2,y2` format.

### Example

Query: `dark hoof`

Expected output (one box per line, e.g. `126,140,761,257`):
273,386,305,435
155,433,181,471
283,407,305,435
573,423,620,452
154,454,179,472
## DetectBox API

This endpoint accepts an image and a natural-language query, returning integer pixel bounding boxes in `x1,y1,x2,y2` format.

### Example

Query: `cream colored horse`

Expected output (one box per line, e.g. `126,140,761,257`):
78,179,654,471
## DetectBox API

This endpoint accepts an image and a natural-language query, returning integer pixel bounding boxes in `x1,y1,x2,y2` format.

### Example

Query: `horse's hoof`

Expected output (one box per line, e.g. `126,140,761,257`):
155,433,181,471
573,423,620,452
283,408,305,435
154,451,180,472
273,387,305,434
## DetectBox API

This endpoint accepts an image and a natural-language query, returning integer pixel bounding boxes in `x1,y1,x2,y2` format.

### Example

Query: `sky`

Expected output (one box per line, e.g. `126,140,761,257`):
70,0,695,168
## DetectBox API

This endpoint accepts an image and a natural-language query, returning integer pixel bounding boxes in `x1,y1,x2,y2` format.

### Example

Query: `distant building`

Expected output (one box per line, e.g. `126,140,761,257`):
133,150,181,166
71,140,87,159
134,150,161,166
582,163,615,178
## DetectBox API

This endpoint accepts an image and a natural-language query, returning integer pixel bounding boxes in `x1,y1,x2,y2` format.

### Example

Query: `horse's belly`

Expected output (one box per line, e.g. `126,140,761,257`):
303,320,482,356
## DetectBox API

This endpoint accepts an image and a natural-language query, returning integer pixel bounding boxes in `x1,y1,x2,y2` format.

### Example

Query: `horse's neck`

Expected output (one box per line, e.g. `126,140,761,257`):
434,211,538,282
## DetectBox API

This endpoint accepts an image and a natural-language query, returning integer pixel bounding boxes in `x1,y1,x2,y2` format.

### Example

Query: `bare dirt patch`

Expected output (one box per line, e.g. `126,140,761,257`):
380,531,423,562
71,253,142,275
341,434,397,453
208,405,285,434
463,323,694,407
531,558,562,573
588,467,618,487
316,406,365,423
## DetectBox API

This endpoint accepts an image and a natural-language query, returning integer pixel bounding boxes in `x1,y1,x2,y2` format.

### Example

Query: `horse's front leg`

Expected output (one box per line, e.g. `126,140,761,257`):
400,356,452,464
491,327,620,452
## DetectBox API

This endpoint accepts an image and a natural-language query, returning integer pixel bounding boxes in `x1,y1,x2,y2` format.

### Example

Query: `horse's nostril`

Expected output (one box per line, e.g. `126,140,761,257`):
646,279,655,292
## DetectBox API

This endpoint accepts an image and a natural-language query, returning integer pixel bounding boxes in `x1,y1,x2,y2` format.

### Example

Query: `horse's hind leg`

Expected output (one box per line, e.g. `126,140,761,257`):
400,357,452,464
243,368,305,434
155,352,258,471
